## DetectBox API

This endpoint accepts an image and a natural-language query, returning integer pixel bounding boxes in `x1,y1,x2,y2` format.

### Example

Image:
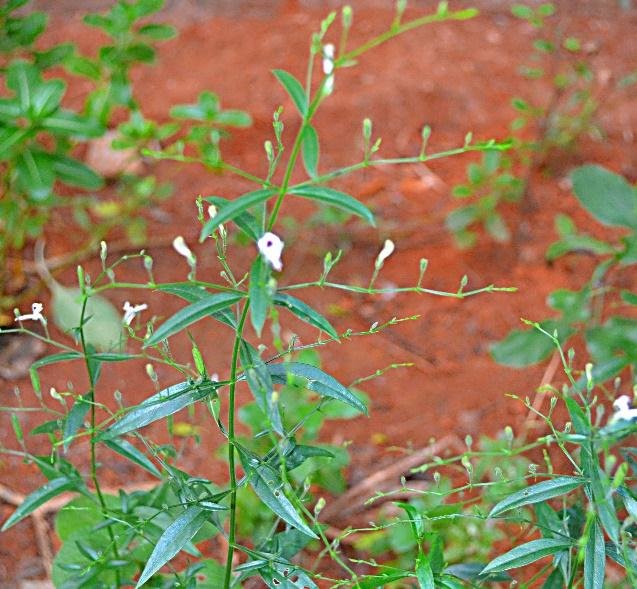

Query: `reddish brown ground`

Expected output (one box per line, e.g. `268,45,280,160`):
1,1,636,586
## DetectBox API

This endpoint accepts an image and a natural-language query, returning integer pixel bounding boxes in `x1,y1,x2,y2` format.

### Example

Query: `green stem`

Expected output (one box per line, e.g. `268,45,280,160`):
223,303,250,589
78,294,121,586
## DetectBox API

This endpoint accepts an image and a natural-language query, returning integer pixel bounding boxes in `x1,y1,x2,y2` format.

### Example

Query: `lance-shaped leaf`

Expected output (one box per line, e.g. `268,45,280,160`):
236,445,317,538
200,188,276,240
273,293,338,339
489,476,585,518
1,475,84,531
584,520,605,589
206,196,260,240
155,283,236,328
63,392,92,452
289,185,375,226
249,256,272,337
268,362,367,415
51,153,104,190
272,69,307,116
240,341,282,435
480,539,573,575
261,560,318,589
101,379,219,438
301,124,319,178
136,505,210,587
144,292,243,347
103,437,161,477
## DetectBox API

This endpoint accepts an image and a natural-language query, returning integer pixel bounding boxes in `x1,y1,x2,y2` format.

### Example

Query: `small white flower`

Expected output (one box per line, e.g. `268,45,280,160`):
322,43,335,94
375,239,395,268
122,301,148,326
611,395,637,423
208,205,226,238
15,302,46,324
172,236,196,265
322,43,335,75
257,232,284,271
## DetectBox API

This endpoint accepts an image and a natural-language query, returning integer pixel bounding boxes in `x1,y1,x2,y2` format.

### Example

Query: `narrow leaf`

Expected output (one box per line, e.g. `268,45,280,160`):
144,292,243,347
301,124,319,178
103,437,161,477
206,196,260,240
273,293,338,338
101,379,219,438
481,539,572,575
63,393,92,452
249,256,271,337
200,189,275,240
289,185,375,226
136,505,209,587
584,520,605,589
267,362,367,414
489,476,585,518
1,476,82,531
237,445,317,538
416,554,435,589
272,69,307,116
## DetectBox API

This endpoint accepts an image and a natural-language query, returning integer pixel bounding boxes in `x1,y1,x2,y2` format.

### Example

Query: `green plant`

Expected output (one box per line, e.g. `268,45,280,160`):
0,0,251,320
0,2,527,587
493,164,637,391
447,2,603,248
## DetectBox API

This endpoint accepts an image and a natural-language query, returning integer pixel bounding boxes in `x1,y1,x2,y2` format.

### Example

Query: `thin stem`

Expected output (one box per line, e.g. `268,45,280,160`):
223,303,250,589
77,294,122,585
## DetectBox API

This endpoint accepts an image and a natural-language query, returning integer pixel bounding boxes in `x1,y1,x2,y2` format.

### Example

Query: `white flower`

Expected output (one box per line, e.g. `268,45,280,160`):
322,43,335,94
208,205,226,238
611,395,637,423
15,302,46,324
322,43,335,75
172,235,195,265
122,301,148,326
375,239,395,268
257,232,284,271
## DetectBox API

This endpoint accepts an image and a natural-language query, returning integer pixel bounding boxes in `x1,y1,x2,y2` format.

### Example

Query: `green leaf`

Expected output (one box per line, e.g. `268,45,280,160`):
571,165,637,229
206,196,260,240
489,476,585,517
236,445,317,538
584,520,605,589
215,109,252,128
40,110,103,137
444,563,512,582
249,256,272,337
240,341,282,435
267,362,367,414
6,61,38,112
138,23,177,40
103,437,161,477
63,393,92,452
136,505,209,587
491,322,573,367
415,554,435,589
1,476,83,531
354,568,410,588
289,185,375,226
272,69,307,116
273,292,338,338
200,188,276,240
582,446,620,545
31,352,83,369
446,204,479,233
144,292,243,347
65,55,102,80
481,539,572,575
155,283,237,328
15,148,55,201
542,567,566,589
260,561,318,588
102,378,219,438
301,124,319,178
51,154,104,190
